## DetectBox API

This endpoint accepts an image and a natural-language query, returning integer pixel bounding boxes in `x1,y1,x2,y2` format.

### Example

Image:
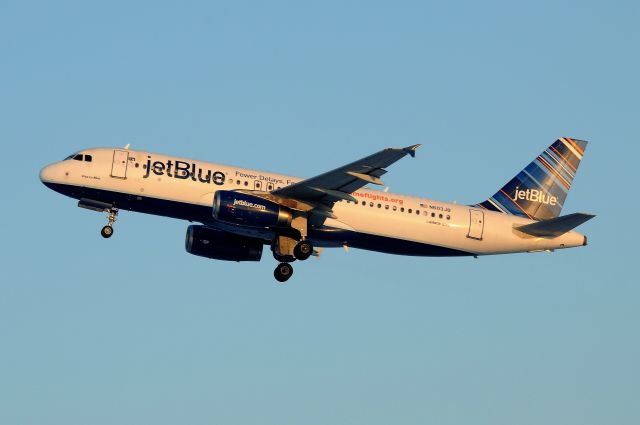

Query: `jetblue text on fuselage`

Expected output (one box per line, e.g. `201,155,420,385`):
143,157,225,185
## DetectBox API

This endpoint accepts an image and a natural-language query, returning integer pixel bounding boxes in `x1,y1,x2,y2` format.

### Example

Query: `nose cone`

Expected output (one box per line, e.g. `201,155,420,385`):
40,162,64,187
39,164,55,183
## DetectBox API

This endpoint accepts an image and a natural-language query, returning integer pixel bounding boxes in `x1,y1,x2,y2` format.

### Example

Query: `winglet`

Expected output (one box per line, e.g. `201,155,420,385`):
403,144,421,158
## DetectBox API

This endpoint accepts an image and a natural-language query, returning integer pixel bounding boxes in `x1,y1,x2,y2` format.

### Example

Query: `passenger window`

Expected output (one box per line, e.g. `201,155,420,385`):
377,203,381,208
244,181,249,186
84,154,92,162
369,202,374,207
268,184,273,190
439,214,443,219
255,182,261,189
431,212,435,217
400,207,405,212
385,205,389,210
446,215,451,220
392,206,397,211
416,210,420,215
408,209,412,213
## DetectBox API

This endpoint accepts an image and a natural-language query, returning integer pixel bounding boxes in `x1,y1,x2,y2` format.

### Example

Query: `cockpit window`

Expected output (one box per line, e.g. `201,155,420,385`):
63,153,91,161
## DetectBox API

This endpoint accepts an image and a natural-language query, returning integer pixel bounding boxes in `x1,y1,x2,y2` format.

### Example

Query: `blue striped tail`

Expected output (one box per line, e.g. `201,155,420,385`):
476,137,588,220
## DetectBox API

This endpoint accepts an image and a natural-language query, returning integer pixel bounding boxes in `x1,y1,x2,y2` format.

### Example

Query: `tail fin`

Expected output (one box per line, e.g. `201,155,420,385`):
476,137,588,221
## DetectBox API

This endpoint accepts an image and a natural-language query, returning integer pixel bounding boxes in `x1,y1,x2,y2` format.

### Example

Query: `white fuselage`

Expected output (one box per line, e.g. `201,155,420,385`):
40,148,587,256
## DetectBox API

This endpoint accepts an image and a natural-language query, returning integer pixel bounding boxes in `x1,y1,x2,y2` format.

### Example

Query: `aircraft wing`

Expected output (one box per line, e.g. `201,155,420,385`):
271,144,420,219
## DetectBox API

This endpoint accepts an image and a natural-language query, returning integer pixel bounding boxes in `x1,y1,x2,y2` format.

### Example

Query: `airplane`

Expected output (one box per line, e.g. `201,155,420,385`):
39,137,594,282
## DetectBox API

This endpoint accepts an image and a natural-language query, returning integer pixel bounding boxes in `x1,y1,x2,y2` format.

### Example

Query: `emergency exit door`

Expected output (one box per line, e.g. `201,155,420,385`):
467,209,484,240
111,150,129,179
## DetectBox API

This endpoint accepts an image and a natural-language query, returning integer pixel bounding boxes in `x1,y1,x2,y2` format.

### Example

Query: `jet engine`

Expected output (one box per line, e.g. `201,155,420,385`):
185,225,263,262
212,191,292,228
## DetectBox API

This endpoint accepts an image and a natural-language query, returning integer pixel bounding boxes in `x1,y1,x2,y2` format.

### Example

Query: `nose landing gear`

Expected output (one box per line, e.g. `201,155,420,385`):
100,208,118,239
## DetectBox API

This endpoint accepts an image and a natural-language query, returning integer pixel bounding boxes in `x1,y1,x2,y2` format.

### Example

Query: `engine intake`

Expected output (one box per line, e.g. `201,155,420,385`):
185,225,263,262
212,191,292,228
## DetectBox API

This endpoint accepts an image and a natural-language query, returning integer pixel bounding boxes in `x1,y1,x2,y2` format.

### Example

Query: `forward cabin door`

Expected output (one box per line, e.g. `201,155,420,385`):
467,209,484,240
111,150,129,179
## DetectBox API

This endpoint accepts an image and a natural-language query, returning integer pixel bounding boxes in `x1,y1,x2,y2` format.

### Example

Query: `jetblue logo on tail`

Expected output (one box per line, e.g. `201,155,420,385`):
512,188,558,206
476,138,587,220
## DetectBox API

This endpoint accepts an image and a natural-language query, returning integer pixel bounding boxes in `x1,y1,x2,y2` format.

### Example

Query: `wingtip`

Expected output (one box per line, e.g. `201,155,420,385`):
403,144,421,158
579,212,597,219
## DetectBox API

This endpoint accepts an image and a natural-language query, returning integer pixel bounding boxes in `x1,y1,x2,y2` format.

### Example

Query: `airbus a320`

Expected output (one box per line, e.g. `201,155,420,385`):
40,138,594,282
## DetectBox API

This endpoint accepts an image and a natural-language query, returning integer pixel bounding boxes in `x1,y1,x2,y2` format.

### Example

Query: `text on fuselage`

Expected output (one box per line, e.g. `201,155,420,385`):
143,157,225,185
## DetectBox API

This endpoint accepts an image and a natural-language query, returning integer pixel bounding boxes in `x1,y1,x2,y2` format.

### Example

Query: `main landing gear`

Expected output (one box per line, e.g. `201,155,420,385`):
100,208,119,239
272,239,314,283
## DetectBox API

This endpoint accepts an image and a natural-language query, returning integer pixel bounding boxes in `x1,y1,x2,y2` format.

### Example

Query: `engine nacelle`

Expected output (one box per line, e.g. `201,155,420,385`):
212,191,292,228
185,225,263,262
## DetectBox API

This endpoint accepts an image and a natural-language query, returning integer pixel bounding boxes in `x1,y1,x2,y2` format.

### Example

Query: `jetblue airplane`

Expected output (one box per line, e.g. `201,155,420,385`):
40,138,594,282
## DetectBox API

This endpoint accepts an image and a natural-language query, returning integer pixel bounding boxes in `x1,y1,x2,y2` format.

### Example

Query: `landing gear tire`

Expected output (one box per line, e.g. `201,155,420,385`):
101,225,113,238
293,240,313,261
274,262,294,283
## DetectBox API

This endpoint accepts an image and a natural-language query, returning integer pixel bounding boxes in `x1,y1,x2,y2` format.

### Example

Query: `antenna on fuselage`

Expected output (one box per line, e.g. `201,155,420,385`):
123,143,131,150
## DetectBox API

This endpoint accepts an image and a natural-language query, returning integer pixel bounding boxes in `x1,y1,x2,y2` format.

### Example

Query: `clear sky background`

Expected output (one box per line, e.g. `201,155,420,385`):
1,1,638,424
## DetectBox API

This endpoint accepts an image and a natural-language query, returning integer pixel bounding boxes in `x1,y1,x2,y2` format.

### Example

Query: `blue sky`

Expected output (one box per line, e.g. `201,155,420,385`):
1,1,638,424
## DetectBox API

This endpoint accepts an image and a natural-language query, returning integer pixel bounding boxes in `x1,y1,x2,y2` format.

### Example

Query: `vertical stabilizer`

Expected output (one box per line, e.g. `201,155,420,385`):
476,138,588,221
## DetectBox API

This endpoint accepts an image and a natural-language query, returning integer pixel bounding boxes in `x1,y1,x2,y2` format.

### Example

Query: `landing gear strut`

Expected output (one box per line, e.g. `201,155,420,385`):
274,262,294,283
101,208,118,239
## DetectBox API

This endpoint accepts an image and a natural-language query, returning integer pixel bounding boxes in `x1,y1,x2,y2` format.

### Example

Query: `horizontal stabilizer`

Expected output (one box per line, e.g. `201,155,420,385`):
515,213,595,237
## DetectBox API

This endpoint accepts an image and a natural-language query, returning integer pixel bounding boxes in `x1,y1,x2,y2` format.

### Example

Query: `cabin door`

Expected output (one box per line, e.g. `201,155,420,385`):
468,209,484,240
111,150,129,179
